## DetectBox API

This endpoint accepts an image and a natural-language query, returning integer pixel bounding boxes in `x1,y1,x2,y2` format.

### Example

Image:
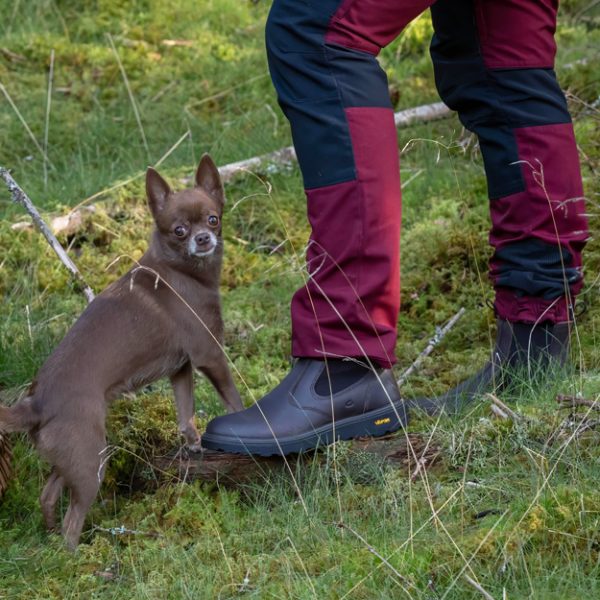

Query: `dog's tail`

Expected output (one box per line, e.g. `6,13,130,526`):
0,398,38,433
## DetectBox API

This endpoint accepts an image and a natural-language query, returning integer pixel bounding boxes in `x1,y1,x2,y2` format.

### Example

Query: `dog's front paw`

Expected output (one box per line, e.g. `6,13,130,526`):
186,439,203,453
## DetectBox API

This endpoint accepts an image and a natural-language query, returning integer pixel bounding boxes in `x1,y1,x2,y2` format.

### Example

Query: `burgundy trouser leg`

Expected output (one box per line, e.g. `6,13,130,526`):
431,0,588,324
267,0,588,369
266,0,434,368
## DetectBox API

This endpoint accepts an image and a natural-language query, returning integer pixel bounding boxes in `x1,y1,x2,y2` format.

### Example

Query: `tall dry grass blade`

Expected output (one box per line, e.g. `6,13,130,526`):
340,484,464,599
0,83,55,170
107,33,150,160
337,522,415,595
184,72,268,111
286,536,318,598
441,510,508,599
6,0,22,35
71,173,144,212
463,574,496,600
71,130,191,212
154,130,191,168
43,49,55,189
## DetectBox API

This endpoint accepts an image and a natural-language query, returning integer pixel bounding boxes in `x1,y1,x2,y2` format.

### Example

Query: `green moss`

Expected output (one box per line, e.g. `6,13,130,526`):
1,1,600,597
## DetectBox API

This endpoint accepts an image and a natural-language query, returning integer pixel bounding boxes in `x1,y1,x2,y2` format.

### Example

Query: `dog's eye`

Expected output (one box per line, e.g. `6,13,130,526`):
173,225,187,237
207,215,219,228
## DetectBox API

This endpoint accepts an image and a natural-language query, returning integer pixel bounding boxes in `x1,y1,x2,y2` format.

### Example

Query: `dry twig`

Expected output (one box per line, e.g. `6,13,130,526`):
556,394,600,411
490,404,510,420
488,393,523,421
397,307,466,387
0,167,95,303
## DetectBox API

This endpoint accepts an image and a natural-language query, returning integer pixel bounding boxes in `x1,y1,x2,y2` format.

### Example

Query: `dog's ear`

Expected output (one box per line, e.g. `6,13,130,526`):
146,167,171,218
195,154,224,207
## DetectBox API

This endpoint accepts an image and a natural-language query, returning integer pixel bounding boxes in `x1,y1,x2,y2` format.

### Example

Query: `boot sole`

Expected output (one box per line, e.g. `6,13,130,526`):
201,401,408,456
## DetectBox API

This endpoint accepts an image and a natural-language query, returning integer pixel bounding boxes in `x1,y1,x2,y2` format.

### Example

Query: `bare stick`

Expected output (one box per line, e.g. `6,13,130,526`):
107,33,150,160
180,101,453,186
218,146,298,184
43,49,55,189
397,307,466,387
490,404,509,420
394,101,451,127
488,393,523,421
0,167,95,304
556,394,600,411
576,420,600,435
463,574,496,600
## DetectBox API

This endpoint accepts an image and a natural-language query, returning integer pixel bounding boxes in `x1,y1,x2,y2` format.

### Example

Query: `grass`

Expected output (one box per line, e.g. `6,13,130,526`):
1,0,600,598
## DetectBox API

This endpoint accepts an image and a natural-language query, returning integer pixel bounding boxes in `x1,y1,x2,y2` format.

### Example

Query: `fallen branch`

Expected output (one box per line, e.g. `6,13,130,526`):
0,167,95,304
179,101,452,185
488,393,523,422
394,101,450,127
556,394,600,411
575,419,600,435
490,404,510,421
397,307,466,387
218,146,297,184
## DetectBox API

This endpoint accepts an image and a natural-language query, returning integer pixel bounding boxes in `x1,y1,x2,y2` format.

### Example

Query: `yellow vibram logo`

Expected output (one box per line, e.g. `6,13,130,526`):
374,418,391,426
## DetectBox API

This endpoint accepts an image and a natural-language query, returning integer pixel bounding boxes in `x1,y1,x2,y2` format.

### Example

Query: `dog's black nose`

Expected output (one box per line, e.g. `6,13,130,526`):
195,233,211,246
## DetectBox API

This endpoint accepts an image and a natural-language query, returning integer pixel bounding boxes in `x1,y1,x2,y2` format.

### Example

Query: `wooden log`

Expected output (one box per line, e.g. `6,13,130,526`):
152,433,441,486
0,432,12,499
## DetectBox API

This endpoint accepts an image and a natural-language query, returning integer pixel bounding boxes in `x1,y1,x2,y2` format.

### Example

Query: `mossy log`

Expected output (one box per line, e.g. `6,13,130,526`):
152,433,441,486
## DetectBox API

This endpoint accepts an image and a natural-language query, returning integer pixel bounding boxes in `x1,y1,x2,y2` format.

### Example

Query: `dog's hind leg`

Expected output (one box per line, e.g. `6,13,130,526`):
199,356,243,413
60,426,107,550
40,469,65,531
170,361,202,451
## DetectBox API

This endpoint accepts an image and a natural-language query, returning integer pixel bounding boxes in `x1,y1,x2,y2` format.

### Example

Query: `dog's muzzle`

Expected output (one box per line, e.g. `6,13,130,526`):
189,231,217,257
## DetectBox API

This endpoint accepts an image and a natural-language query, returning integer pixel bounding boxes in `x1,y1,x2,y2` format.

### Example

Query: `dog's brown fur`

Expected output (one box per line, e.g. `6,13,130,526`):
0,155,243,549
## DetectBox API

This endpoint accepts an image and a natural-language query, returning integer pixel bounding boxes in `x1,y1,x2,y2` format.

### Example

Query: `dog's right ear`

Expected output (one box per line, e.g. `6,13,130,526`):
146,167,171,219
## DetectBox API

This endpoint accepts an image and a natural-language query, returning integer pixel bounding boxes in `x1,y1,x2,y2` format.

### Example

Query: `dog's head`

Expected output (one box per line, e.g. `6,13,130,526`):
146,154,224,264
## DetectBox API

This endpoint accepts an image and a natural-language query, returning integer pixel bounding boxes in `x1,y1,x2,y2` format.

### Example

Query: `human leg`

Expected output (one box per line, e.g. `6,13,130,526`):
202,0,434,454
419,0,588,413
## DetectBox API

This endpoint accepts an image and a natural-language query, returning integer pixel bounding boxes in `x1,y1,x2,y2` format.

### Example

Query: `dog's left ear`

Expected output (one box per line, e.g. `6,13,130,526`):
195,154,224,207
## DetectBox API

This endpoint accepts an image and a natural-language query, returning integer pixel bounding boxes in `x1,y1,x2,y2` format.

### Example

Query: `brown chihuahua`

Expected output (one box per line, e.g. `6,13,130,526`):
0,154,243,549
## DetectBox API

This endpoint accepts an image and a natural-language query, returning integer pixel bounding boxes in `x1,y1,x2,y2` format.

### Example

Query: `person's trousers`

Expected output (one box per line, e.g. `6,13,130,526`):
266,0,589,369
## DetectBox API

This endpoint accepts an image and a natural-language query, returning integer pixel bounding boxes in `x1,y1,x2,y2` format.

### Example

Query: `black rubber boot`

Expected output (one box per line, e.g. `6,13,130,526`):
410,318,571,415
201,358,408,456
